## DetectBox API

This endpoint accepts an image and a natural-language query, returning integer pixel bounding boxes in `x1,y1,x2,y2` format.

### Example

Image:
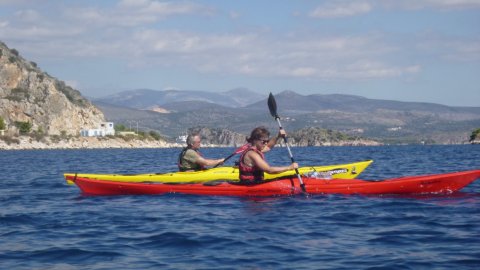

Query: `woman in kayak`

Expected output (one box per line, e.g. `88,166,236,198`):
239,126,298,183
178,133,225,171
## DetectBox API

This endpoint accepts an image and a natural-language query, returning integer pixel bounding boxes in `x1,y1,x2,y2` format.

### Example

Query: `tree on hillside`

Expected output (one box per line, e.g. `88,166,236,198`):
115,124,129,132
15,121,32,135
470,128,480,142
0,116,5,130
149,131,162,140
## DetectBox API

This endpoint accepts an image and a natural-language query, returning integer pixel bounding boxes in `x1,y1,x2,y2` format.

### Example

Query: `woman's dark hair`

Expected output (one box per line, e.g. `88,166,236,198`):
246,126,270,143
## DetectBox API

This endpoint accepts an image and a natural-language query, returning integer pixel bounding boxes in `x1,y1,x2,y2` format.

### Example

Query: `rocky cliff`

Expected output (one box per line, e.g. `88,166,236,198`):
188,127,247,146
289,127,381,146
0,41,105,136
189,126,381,147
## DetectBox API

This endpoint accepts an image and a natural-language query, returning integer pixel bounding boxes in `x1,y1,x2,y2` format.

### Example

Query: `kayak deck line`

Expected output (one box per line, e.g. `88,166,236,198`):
68,169,480,197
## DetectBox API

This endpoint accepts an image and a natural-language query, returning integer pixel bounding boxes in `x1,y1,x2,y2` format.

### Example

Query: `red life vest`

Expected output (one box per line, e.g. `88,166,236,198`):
238,146,265,182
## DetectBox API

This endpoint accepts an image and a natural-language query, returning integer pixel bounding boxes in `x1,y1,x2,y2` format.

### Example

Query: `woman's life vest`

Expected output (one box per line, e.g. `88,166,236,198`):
238,146,265,182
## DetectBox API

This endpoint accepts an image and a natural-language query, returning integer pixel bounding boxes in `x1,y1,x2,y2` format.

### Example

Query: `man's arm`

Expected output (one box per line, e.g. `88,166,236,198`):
196,156,225,167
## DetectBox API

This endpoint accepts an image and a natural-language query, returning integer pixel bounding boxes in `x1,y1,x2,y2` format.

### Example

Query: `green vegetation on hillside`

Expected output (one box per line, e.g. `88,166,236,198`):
114,124,164,141
290,127,369,145
0,116,5,130
114,124,129,132
6,87,30,102
7,48,19,63
148,131,162,140
14,121,32,134
470,128,480,142
54,80,88,107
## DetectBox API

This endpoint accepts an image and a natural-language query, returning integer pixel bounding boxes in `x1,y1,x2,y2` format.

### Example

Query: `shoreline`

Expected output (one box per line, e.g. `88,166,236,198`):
1,136,383,150
4,136,475,151
0,136,184,150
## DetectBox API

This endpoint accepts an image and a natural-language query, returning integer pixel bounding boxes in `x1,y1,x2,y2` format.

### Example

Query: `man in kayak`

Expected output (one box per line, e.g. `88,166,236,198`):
178,133,225,171
239,126,298,183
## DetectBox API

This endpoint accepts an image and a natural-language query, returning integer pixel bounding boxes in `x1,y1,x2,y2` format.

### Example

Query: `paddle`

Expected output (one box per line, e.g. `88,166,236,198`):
213,143,250,168
268,92,306,193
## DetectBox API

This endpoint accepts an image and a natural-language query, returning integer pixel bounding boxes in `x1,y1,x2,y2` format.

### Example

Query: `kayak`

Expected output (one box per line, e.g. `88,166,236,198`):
64,160,372,184
67,169,480,197
64,160,373,184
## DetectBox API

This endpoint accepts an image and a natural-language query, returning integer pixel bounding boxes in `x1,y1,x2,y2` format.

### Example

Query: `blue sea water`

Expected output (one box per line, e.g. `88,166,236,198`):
1,145,480,270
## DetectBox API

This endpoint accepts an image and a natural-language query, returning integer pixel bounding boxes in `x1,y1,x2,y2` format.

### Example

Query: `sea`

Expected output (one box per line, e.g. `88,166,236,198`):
1,145,479,270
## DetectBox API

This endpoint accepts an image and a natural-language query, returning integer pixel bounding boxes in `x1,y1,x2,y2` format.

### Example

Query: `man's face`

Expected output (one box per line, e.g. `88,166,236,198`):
192,136,201,149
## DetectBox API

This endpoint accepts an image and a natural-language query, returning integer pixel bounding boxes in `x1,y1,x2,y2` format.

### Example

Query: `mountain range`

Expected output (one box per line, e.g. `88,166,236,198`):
94,89,480,144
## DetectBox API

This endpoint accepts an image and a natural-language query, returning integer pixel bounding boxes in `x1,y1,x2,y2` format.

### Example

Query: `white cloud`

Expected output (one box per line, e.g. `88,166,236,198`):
405,65,422,73
309,2,372,18
61,1,212,28
310,0,480,14
344,61,403,78
115,0,213,25
0,0,30,5
153,32,410,80
290,67,317,77
229,11,241,19
132,29,256,54
118,0,203,14
417,37,480,62
14,9,42,22
379,0,480,10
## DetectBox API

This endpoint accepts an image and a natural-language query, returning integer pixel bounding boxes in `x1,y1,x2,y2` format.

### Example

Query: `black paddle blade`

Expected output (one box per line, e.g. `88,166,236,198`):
267,92,278,118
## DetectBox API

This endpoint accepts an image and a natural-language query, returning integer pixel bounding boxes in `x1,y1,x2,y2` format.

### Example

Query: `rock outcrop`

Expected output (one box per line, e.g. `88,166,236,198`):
0,41,105,136
290,127,382,146
188,127,247,146
189,126,382,147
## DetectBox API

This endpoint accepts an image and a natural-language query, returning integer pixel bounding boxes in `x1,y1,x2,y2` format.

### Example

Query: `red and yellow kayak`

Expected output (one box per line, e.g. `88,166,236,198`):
67,169,480,197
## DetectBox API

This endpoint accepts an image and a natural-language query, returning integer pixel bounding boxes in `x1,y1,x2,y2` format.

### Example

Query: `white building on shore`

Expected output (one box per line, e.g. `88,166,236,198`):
80,122,115,137
176,133,187,143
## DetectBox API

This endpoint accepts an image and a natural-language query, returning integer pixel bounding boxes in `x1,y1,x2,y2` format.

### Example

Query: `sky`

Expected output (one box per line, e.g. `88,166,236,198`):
0,0,479,107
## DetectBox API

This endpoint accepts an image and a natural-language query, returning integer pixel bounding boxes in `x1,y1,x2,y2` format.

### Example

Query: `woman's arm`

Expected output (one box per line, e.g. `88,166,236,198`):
248,151,298,174
262,129,286,153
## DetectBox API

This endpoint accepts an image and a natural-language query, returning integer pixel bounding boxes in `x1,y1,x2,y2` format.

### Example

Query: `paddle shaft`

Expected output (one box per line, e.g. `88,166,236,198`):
274,117,306,192
213,143,249,168
213,152,235,168
267,92,306,192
